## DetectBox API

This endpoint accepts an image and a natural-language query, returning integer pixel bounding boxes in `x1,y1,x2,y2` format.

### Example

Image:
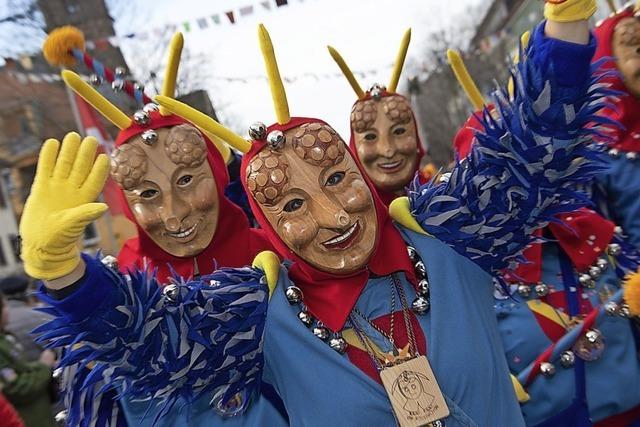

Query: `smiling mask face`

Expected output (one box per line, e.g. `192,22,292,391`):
246,122,378,275
613,17,640,99
351,95,419,193
110,124,219,258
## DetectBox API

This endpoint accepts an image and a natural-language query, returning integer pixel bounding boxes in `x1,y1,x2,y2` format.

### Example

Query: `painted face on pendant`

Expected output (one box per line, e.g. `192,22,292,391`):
351,95,419,193
613,17,640,98
110,124,219,257
246,123,378,274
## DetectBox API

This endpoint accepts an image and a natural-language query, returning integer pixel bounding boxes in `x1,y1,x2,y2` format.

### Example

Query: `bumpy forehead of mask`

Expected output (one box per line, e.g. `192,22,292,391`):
351,99,378,133
616,17,640,46
382,95,412,125
246,150,289,205
291,122,345,167
110,143,147,190
164,124,207,168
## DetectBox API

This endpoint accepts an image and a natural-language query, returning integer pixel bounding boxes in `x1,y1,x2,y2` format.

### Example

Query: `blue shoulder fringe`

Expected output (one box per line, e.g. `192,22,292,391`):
34,256,268,426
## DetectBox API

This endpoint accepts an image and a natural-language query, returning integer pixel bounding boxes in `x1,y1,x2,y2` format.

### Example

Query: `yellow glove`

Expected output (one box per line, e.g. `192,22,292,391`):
544,0,597,22
252,251,281,298
20,132,109,280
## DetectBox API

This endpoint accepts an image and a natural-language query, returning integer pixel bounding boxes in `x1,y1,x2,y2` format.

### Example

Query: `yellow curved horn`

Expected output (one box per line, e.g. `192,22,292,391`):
605,0,617,13
155,95,251,154
258,24,291,125
160,32,184,116
446,49,485,111
62,70,132,130
508,31,531,99
327,46,365,99
202,130,233,164
388,28,411,93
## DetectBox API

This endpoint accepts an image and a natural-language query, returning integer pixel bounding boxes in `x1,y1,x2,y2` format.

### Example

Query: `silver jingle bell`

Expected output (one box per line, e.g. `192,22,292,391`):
540,362,556,377
412,296,430,314
618,303,631,318
578,274,596,289
534,283,549,297
298,310,314,327
285,286,303,304
114,66,127,77
213,390,246,417
133,82,145,91
266,130,285,150
52,367,63,380
614,225,623,235
608,148,620,158
163,284,180,303
368,83,386,100
626,151,638,161
414,261,426,278
100,254,119,270
517,284,532,298
560,350,576,368
596,258,608,270
439,172,452,184
573,328,605,361
89,73,102,86
417,279,430,295
604,301,619,316
588,266,602,280
607,243,622,257
248,122,267,140
313,325,330,341
133,110,150,126
143,102,160,113
54,410,68,425
111,78,125,92
141,129,158,145
329,336,348,354
407,246,418,262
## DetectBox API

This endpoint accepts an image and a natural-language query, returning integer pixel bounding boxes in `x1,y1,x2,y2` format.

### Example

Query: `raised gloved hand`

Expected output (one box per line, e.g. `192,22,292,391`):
20,132,109,280
544,0,597,22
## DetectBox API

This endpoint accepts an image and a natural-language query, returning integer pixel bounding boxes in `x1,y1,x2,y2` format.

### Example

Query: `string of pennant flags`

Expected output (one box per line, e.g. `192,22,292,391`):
85,0,304,50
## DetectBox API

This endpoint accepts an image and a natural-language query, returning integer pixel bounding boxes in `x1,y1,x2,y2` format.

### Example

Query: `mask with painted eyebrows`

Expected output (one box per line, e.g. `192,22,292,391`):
351,94,419,193
110,124,219,257
246,122,378,274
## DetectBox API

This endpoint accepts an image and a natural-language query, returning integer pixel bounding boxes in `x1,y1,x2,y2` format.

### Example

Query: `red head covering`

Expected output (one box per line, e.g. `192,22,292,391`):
348,91,426,205
593,7,640,152
115,111,271,283
241,117,415,332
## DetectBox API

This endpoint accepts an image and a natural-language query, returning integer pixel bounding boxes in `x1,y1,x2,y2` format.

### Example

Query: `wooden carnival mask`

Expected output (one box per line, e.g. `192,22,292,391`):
155,25,380,272
246,123,378,274
613,17,640,98
351,95,419,192
111,125,219,257
61,32,233,258
329,29,422,193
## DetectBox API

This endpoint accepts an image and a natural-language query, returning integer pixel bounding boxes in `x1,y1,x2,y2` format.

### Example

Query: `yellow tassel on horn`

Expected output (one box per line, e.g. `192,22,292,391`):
327,46,365,99
62,70,132,130
155,95,252,154
160,32,184,116
446,49,485,111
388,28,411,93
258,24,291,125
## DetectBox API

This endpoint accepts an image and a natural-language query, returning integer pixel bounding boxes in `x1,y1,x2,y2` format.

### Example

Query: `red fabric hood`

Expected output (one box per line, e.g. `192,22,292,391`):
115,111,271,283
241,117,415,332
593,7,640,152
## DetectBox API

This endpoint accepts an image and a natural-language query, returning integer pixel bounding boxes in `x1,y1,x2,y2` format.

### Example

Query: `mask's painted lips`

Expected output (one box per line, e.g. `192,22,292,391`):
322,220,361,251
168,222,198,240
377,158,404,173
